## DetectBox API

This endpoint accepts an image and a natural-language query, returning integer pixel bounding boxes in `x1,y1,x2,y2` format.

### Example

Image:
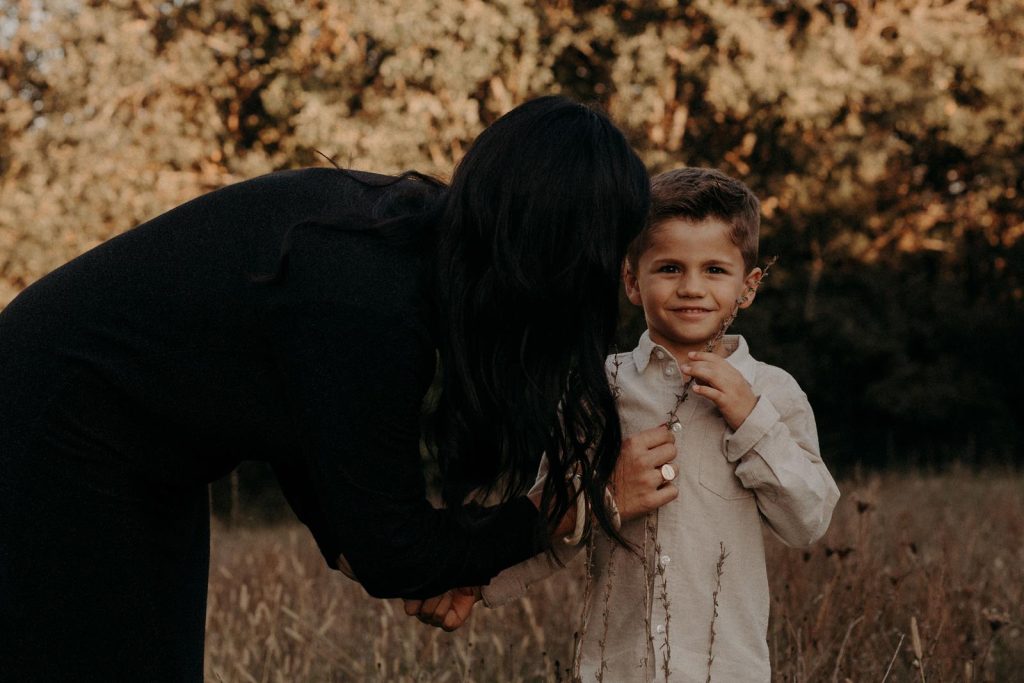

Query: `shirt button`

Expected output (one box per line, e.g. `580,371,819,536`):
654,349,666,360
671,421,683,433
664,365,676,376
660,554,671,567
656,624,665,634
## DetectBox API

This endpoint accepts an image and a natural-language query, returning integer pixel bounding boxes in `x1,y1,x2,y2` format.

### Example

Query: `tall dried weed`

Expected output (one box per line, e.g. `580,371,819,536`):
206,469,1022,682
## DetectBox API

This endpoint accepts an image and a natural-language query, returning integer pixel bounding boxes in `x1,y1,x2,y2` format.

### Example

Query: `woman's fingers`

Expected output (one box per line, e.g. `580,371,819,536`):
649,482,679,507
647,442,677,467
426,592,453,626
414,593,448,626
631,424,675,448
407,591,474,631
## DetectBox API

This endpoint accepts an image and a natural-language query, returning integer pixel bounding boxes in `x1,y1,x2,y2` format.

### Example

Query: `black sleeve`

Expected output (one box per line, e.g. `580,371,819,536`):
263,241,542,599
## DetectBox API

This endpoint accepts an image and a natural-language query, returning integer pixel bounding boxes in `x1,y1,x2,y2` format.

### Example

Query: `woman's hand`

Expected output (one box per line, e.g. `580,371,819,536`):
611,425,679,521
403,586,481,631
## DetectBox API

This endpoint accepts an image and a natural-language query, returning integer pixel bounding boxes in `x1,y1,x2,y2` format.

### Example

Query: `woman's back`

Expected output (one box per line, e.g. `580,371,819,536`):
0,167,450,681
0,167,441,483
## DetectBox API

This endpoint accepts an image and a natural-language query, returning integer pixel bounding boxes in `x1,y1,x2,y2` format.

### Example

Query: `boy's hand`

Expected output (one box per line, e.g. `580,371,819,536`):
403,586,481,631
682,351,758,431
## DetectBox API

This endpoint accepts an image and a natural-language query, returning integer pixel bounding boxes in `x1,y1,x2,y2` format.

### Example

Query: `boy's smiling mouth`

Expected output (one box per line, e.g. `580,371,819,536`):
670,307,714,319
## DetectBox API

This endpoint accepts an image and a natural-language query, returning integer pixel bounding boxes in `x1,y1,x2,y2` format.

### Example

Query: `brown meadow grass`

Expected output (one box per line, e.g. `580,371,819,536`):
205,468,1023,682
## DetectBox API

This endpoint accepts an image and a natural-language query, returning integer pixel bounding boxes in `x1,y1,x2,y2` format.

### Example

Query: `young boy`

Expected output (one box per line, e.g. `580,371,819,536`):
481,168,841,682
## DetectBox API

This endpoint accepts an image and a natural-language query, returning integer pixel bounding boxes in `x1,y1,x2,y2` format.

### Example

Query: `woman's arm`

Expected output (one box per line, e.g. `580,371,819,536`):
260,221,555,599
406,426,679,628
268,297,545,599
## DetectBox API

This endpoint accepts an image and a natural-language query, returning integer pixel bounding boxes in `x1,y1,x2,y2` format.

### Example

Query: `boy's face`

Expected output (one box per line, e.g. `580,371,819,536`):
624,217,761,361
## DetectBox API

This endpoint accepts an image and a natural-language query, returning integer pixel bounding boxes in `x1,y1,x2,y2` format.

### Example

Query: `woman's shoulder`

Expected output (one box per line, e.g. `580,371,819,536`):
211,166,442,205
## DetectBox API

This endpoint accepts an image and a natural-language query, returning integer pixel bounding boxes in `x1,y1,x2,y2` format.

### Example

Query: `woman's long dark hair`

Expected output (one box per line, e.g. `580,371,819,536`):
260,96,649,547
430,96,649,547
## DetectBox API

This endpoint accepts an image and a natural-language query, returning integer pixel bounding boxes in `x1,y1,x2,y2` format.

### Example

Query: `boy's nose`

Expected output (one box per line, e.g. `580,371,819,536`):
676,273,705,296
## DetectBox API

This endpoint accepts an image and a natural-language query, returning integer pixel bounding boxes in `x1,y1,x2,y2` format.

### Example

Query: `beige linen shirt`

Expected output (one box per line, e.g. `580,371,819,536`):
483,332,840,682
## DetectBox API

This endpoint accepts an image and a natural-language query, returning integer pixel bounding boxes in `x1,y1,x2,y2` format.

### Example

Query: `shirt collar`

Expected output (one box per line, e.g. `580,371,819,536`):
631,330,758,384
631,329,660,374
720,334,758,385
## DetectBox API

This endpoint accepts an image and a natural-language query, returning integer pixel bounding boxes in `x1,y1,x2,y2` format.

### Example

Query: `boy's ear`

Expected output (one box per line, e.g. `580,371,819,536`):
738,267,763,309
623,261,643,307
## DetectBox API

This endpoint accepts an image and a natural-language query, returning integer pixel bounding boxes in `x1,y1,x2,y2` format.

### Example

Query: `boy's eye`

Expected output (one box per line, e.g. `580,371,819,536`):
657,265,681,273
707,266,727,274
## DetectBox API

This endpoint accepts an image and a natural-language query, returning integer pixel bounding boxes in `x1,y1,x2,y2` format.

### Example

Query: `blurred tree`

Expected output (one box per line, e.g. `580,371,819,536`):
1,0,1022,484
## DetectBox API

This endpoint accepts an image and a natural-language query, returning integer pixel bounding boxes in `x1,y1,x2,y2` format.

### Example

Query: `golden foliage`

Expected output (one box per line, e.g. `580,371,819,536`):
1,0,1023,307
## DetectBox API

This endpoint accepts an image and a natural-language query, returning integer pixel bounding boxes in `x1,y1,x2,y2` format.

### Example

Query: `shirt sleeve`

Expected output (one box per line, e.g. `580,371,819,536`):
263,250,542,599
723,376,841,547
480,455,586,607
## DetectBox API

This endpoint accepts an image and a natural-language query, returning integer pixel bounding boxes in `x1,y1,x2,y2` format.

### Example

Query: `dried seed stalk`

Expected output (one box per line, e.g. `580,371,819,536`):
706,542,728,683
654,539,672,682
638,511,658,677
572,532,598,682
595,544,618,683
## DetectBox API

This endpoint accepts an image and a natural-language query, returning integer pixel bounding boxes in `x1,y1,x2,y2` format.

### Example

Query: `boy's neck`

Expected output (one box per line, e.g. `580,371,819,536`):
649,331,733,367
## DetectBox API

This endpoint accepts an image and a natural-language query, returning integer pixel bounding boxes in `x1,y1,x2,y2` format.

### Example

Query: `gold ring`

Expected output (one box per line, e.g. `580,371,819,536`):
660,463,676,482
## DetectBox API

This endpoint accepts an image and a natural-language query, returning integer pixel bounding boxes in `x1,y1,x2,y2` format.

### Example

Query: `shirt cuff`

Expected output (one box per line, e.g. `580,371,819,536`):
481,573,528,608
723,395,780,462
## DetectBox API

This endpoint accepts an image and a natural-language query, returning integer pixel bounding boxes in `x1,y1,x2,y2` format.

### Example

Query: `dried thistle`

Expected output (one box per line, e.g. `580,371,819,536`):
572,532,597,682
705,542,728,683
654,540,672,682
638,512,658,677
595,544,618,683
609,348,623,400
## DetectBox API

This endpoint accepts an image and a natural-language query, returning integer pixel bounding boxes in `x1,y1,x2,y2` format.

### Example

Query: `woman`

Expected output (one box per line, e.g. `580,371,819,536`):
0,96,678,680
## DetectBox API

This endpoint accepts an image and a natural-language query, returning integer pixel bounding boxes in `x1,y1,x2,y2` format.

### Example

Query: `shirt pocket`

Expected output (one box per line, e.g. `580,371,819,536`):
698,440,754,500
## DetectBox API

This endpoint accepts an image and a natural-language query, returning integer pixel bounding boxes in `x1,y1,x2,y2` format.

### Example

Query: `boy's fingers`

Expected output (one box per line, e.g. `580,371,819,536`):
691,384,724,403
441,609,463,632
682,360,716,377
418,595,442,615
404,599,422,616
686,351,721,363
684,362,727,390
433,593,454,623
442,590,477,631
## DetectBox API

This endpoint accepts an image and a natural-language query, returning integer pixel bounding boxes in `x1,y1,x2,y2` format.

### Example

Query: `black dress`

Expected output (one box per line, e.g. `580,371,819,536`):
0,168,541,681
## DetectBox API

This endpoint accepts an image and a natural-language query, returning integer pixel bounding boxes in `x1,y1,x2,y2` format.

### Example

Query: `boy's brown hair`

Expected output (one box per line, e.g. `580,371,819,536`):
626,167,760,272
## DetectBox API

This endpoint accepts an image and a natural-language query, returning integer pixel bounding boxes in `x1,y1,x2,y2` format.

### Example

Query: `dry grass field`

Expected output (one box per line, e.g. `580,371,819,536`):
205,469,1023,682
